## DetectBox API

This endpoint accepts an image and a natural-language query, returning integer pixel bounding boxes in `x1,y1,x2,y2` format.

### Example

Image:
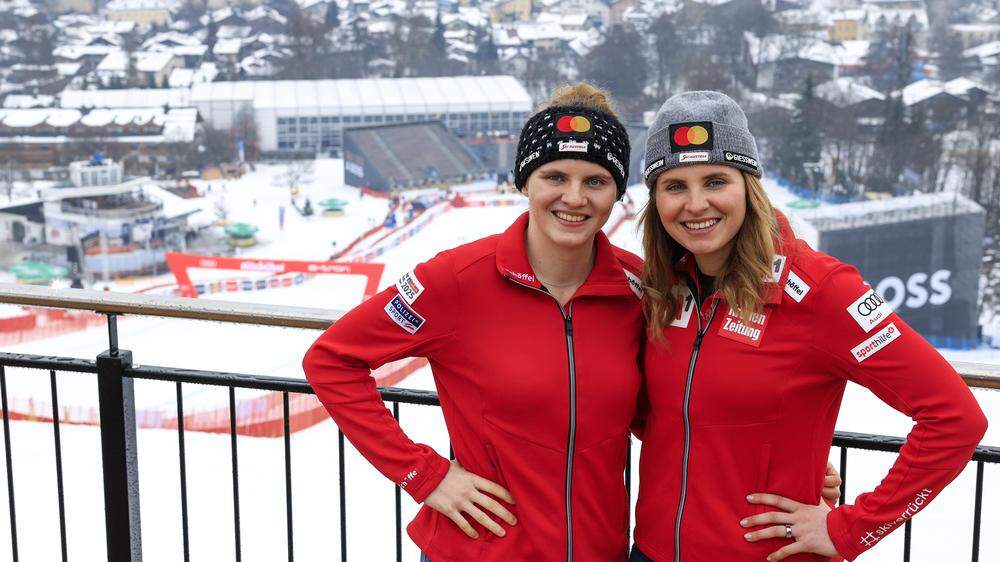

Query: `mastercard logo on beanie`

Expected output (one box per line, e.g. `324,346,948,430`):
668,121,714,153
554,114,595,138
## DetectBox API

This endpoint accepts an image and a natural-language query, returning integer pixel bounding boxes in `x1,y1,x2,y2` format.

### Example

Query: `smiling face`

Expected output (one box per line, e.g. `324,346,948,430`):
523,158,618,252
654,163,747,275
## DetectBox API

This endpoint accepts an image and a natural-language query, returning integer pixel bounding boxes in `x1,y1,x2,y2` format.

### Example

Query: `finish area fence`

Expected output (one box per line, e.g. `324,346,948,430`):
0,283,998,562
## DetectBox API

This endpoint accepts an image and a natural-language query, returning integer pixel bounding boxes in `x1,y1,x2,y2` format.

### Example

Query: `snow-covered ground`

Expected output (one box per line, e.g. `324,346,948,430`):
1,165,998,561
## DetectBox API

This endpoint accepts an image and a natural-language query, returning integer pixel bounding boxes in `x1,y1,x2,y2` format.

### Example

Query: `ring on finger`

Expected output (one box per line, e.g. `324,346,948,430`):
784,524,793,539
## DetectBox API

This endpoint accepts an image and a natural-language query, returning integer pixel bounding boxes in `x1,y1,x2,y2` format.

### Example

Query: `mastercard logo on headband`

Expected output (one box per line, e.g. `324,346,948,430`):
554,114,595,138
668,121,714,153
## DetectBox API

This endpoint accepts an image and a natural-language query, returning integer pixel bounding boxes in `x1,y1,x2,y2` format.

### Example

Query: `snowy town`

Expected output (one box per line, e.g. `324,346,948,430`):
0,0,1000,559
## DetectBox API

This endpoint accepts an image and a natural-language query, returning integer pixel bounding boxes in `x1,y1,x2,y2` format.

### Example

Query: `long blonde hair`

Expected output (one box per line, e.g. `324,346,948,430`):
641,172,780,343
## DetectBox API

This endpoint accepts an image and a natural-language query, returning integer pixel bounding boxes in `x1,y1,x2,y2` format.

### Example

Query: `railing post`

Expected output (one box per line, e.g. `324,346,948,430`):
96,349,142,562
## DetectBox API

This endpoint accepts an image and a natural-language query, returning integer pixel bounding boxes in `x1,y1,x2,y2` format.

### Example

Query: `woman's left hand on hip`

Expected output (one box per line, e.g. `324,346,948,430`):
741,493,840,561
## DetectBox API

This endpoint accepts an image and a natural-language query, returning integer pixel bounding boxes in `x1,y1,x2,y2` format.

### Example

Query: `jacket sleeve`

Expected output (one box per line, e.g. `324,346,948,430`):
810,264,987,560
302,252,458,503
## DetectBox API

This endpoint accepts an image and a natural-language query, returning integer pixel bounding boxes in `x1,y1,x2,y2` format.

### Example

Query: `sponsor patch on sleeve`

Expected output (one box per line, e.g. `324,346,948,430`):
395,270,424,305
784,270,810,302
670,286,695,328
624,269,644,299
384,295,425,334
851,322,901,363
847,289,892,333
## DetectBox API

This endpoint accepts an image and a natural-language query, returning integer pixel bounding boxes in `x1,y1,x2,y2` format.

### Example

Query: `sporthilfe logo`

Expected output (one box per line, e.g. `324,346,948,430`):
679,152,709,163
851,322,900,363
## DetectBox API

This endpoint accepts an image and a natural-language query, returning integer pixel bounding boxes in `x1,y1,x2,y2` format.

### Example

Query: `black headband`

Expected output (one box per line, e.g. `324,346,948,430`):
514,105,630,199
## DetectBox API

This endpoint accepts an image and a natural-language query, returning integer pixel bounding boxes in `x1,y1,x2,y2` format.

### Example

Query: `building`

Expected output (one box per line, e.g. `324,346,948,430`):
0,107,198,176
105,0,178,26
41,158,202,279
190,76,533,156
343,121,485,191
490,0,532,22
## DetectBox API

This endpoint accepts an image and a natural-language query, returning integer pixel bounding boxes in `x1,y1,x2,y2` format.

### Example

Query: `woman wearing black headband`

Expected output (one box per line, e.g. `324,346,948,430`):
304,83,646,561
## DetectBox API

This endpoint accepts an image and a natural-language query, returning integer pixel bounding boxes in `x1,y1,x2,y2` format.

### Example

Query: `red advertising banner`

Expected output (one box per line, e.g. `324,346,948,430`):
165,252,385,300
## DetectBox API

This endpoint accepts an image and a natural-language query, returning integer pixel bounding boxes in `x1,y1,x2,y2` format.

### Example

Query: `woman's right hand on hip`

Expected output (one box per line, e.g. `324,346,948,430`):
423,461,517,539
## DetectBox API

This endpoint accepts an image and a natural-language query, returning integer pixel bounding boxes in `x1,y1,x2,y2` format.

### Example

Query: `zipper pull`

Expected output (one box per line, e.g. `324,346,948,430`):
564,315,573,336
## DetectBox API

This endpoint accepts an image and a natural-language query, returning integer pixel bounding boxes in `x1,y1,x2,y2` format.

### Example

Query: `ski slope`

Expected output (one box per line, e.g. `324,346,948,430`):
1,167,998,561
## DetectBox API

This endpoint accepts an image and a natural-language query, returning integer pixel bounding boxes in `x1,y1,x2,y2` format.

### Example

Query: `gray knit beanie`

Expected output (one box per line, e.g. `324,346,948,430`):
643,91,762,188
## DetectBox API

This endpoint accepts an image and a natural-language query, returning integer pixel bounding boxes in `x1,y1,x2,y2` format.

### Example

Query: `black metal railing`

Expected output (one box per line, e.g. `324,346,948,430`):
0,284,998,561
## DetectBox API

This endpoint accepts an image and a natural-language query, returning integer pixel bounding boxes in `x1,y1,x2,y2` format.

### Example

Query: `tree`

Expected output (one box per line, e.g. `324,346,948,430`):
650,13,678,99
205,16,219,60
775,74,823,187
324,0,340,31
428,12,449,75
474,28,499,75
582,24,647,111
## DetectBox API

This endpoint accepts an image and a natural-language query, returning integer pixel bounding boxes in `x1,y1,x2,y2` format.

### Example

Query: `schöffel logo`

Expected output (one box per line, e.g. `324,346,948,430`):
847,289,891,333
606,152,625,177
519,150,541,172
506,270,536,283
554,114,594,137
669,121,714,153
384,295,425,334
644,158,665,179
724,151,759,170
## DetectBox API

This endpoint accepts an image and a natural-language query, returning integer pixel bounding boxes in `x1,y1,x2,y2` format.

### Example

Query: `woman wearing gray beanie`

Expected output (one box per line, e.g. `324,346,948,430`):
631,91,986,561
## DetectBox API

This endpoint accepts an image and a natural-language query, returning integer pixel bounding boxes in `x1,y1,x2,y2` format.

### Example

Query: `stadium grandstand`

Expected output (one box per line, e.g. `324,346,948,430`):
343,121,486,192
190,75,533,156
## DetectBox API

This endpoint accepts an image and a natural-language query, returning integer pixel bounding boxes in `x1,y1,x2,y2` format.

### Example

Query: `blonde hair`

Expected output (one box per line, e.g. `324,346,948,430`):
641,171,780,343
540,83,620,119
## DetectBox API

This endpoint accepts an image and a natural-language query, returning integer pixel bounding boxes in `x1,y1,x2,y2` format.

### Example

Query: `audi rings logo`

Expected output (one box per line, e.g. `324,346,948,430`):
847,288,891,333
856,293,885,316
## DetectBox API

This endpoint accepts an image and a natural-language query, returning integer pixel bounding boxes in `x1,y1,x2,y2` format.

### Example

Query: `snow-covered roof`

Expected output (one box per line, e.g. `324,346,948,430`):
167,67,195,88
899,78,986,106
745,33,851,66
794,192,984,231
105,0,178,11
214,37,243,55
54,44,119,60
191,76,533,115
96,50,128,73
2,94,56,109
59,88,192,109
964,40,1000,59
142,31,204,49
944,77,988,96
135,52,177,72
243,5,286,23
78,107,163,127
814,77,885,106
0,109,82,128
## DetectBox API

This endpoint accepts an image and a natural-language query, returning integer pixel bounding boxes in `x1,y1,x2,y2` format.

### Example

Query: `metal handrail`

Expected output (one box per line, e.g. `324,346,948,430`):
1,282,999,389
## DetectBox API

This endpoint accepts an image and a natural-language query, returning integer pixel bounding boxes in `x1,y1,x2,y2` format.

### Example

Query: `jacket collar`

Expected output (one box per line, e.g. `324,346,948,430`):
495,212,635,298
673,211,797,306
